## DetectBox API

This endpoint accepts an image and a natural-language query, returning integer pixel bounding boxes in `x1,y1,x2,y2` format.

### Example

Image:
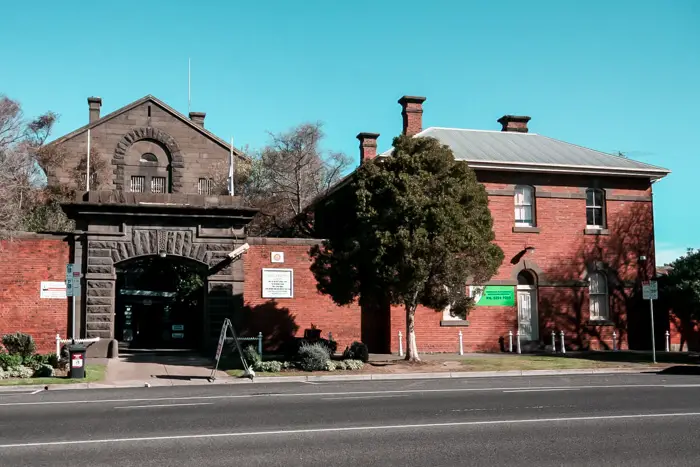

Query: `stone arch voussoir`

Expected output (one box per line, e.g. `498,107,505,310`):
112,126,184,191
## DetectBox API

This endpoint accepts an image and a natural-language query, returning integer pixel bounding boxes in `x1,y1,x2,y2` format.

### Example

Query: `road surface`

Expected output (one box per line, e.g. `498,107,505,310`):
1,373,700,466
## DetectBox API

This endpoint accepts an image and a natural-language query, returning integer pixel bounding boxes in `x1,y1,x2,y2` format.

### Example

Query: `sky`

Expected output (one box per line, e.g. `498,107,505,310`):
1,0,698,265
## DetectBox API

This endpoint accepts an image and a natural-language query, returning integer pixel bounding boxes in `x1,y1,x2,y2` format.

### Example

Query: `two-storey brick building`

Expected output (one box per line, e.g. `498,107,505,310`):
345,96,669,353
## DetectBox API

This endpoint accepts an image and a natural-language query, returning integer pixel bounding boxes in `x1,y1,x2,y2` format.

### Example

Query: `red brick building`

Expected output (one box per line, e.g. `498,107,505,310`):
0,93,672,356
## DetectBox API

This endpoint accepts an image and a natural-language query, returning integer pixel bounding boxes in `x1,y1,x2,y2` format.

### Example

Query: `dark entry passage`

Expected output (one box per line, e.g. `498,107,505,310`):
115,256,207,350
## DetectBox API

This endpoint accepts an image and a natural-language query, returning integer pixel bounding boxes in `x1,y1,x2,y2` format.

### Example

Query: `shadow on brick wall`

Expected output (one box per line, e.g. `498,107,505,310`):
234,302,299,352
538,203,663,350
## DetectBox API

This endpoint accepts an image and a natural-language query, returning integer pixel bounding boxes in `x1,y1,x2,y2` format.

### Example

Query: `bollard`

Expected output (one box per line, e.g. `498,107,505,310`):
516,330,521,354
56,333,61,356
508,331,513,353
551,330,556,353
458,330,464,356
559,331,566,354
612,331,617,352
398,331,404,357
665,330,670,352
257,332,263,357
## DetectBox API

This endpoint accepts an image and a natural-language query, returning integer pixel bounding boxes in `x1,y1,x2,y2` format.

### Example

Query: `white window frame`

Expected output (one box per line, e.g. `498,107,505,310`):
130,176,146,193
589,272,609,321
151,176,166,194
198,178,213,196
514,185,535,227
586,188,606,229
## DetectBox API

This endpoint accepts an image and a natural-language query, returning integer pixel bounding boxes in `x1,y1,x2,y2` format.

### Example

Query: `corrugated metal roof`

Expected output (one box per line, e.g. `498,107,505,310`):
381,127,670,179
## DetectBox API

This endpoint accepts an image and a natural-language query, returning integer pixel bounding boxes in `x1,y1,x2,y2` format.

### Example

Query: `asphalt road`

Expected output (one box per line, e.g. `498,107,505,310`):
2,373,700,466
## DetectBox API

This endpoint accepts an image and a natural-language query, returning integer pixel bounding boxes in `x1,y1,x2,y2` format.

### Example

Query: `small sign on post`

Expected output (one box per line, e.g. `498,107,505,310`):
642,281,658,363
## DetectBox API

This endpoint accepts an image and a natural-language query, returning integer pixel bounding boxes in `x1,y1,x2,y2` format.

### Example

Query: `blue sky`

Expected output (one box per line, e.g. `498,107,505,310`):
1,1,698,264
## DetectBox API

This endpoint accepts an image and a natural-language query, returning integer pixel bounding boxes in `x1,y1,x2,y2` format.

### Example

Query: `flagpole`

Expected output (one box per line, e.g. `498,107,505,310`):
229,137,235,196
86,128,91,191
188,58,191,114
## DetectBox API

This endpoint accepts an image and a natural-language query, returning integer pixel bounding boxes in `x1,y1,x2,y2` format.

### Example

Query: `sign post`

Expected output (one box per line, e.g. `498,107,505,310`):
642,281,658,364
66,264,82,339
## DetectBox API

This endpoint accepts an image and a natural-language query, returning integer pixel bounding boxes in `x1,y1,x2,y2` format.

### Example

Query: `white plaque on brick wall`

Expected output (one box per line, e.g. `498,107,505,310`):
40,281,66,299
262,268,293,298
271,252,284,263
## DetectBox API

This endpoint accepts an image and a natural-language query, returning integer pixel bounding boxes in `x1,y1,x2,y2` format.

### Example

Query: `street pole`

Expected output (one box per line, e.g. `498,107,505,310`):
72,295,76,339
650,298,656,364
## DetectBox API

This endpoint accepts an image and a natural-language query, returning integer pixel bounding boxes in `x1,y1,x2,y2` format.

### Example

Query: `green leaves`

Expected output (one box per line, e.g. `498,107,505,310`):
311,135,504,318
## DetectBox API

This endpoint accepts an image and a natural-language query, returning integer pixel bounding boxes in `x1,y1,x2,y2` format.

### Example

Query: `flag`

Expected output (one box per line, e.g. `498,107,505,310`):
228,137,234,195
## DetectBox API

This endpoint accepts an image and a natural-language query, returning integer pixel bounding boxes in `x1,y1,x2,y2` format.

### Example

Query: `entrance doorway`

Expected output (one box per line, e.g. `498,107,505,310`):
517,270,539,341
115,256,208,350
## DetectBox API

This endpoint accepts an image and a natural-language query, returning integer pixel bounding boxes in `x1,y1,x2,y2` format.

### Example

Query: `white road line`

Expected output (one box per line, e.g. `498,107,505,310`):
322,395,410,401
1,383,697,408
1,412,699,449
115,402,214,410
30,389,43,395
503,388,581,393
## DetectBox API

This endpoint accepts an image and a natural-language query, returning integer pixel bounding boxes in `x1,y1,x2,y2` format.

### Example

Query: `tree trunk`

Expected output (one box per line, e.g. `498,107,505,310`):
405,302,421,362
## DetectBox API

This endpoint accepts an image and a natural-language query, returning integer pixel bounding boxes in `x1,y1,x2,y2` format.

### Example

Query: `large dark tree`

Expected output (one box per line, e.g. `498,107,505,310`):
310,135,504,361
660,249,700,348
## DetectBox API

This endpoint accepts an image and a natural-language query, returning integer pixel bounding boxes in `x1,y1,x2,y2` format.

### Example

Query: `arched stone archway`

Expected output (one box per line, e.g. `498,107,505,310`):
112,127,185,191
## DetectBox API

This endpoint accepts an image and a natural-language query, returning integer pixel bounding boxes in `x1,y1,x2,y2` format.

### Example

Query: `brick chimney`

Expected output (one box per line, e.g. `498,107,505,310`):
497,115,531,133
87,97,102,123
357,132,380,164
398,95,426,136
189,111,206,128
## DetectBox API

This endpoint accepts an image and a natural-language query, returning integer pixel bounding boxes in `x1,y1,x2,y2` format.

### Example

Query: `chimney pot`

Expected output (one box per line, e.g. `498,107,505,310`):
87,97,102,123
497,115,531,133
189,111,206,128
398,95,426,136
357,132,380,164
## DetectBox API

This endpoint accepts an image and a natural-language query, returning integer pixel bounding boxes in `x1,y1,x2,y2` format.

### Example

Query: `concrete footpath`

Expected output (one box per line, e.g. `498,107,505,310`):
0,365,664,393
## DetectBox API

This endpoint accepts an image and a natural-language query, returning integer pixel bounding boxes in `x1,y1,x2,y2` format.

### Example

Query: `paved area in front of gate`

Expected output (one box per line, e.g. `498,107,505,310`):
104,353,230,386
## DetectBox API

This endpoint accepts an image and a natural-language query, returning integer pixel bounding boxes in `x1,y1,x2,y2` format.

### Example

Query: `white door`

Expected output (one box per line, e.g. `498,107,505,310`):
517,289,538,341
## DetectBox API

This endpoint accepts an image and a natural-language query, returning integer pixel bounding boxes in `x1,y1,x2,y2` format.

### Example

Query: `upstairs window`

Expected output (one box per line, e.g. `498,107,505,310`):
586,189,606,228
514,185,535,226
130,176,146,193
198,178,213,195
589,272,609,320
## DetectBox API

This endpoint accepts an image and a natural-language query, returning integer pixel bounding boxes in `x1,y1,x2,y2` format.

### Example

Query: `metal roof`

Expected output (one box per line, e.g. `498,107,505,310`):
381,127,670,179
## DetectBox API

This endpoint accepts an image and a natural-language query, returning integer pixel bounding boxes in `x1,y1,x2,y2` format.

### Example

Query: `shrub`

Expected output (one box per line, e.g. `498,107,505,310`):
8,366,34,379
33,364,54,378
317,338,338,355
242,346,261,366
22,354,41,370
0,353,23,371
323,360,338,371
343,341,369,363
335,360,347,370
0,368,5,379
282,361,295,370
298,343,330,372
344,359,365,370
2,333,36,358
45,353,60,369
255,360,283,373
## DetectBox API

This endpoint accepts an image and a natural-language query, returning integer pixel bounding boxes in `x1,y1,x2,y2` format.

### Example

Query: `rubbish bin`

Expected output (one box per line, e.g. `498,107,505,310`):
68,344,87,379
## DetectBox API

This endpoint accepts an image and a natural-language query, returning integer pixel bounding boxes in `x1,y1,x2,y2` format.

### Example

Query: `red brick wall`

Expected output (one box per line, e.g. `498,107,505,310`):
243,240,361,351
0,236,69,354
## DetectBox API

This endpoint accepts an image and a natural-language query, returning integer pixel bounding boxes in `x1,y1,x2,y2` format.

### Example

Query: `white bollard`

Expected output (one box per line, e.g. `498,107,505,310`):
56,334,61,356
665,330,670,352
458,330,464,356
551,330,556,353
559,331,566,354
516,330,521,354
612,331,617,352
398,331,404,357
508,330,513,353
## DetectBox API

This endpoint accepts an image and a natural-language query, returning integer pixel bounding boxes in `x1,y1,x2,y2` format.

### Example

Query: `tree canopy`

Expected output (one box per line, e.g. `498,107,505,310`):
310,135,504,361
660,249,700,323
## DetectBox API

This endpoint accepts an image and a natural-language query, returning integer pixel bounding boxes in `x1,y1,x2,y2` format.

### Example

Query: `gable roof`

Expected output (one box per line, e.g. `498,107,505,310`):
381,127,670,180
48,95,245,159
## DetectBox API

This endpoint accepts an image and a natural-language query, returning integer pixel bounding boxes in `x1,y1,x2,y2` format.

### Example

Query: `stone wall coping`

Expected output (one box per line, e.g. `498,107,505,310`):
246,237,323,246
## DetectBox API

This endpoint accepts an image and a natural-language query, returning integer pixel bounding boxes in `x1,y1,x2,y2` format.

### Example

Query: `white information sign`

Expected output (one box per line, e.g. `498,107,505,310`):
270,252,285,263
40,281,67,299
262,268,294,298
642,281,658,300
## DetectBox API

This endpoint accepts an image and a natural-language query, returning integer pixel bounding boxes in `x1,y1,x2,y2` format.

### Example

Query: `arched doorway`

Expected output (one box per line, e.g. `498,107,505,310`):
115,255,208,350
516,270,539,341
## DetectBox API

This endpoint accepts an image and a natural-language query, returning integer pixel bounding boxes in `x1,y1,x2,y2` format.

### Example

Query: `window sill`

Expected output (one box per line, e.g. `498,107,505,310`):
586,320,614,326
440,320,470,327
513,226,541,234
584,228,610,236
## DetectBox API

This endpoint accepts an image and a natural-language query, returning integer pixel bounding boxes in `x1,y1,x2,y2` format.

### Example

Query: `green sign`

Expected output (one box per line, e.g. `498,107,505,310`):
472,285,515,306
